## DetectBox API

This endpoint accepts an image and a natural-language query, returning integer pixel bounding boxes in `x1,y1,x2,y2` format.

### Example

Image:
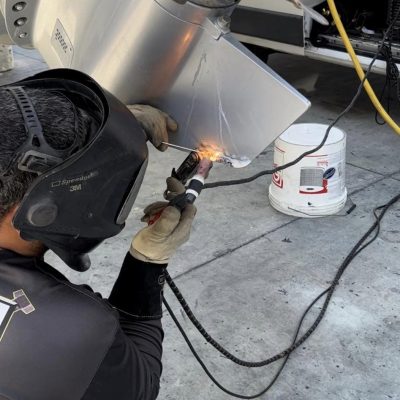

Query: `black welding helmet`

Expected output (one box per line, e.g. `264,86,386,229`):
2,69,148,271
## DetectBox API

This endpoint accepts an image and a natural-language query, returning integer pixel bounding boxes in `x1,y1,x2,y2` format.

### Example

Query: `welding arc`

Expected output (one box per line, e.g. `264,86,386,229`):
203,7,400,190
164,192,400,399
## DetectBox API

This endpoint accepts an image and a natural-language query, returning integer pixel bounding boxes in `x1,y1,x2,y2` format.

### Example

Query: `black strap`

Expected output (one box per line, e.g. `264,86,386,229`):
8,86,45,141
5,87,64,175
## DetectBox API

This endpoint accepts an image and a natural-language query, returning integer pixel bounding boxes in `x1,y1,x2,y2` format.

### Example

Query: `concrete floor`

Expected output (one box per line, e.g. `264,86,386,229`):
1,48,400,400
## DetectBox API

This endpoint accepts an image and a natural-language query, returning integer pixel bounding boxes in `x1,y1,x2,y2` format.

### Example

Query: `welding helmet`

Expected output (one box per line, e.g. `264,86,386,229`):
1,69,148,271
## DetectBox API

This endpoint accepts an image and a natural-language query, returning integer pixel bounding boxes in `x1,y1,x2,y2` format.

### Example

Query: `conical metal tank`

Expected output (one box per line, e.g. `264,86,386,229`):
0,0,310,165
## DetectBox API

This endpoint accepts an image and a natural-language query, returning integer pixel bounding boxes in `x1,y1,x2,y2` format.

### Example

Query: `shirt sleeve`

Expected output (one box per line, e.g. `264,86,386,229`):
31,253,166,400
82,324,164,400
82,253,167,400
108,252,167,320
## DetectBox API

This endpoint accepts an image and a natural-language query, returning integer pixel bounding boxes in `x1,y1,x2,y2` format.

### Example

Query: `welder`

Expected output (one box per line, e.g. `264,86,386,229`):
0,69,196,400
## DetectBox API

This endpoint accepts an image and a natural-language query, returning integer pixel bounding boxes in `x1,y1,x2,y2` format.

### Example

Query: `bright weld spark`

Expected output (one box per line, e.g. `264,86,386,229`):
162,141,227,163
197,144,225,162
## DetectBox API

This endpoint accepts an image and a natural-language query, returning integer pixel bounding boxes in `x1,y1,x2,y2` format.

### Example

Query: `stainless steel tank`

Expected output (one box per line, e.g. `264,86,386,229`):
0,0,310,166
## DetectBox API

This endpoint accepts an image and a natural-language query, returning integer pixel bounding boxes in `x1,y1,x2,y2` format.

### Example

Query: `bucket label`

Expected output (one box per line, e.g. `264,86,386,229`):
323,167,336,180
272,146,285,189
298,149,345,196
272,166,283,188
299,167,327,194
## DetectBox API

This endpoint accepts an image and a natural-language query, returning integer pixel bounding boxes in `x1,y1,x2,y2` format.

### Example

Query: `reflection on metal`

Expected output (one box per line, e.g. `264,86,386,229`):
0,0,310,166
0,44,13,71
0,7,12,44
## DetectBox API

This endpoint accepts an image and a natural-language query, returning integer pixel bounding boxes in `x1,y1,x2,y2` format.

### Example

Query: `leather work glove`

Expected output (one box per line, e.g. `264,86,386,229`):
127,104,178,151
131,178,197,264
140,177,186,224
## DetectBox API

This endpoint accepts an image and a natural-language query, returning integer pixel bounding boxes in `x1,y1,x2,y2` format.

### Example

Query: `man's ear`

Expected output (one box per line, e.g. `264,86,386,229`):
4,205,20,228
0,203,45,257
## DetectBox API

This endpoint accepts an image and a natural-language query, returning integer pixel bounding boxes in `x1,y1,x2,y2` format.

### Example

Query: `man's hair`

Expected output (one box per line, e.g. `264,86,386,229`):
0,87,90,221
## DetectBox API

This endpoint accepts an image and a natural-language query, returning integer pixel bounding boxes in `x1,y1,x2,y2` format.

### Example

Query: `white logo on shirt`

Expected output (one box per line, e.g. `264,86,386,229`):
0,290,35,342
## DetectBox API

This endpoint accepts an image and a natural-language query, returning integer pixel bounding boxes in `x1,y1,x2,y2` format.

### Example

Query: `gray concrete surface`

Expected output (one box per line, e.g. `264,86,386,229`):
1,47,399,400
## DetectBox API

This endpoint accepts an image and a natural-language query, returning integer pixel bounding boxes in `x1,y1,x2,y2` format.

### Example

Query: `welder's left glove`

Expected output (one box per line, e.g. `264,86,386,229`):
131,177,196,264
136,177,185,227
131,205,197,264
127,104,178,152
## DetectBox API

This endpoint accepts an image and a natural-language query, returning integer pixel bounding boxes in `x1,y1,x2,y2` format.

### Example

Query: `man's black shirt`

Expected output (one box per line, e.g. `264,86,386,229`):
0,249,165,400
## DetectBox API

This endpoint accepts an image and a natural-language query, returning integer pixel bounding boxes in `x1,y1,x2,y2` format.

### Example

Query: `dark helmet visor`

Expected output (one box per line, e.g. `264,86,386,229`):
1,69,148,271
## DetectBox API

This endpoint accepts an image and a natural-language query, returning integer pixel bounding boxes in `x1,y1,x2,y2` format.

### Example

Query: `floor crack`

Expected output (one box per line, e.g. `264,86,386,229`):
173,173,400,282
346,162,385,176
173,218,299,281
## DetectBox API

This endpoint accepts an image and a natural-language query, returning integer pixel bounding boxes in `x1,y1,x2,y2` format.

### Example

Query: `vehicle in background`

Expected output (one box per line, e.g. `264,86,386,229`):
231,0,400,75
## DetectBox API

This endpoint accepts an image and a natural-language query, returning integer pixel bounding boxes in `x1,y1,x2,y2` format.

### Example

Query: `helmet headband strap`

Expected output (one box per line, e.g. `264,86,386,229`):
4,87,66,175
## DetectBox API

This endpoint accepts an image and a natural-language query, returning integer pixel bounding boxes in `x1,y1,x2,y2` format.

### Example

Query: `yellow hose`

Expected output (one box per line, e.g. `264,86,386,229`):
326,0,400,135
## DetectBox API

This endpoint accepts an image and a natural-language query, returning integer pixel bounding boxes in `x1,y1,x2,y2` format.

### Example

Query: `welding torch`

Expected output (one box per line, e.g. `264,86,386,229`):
148,152,212,225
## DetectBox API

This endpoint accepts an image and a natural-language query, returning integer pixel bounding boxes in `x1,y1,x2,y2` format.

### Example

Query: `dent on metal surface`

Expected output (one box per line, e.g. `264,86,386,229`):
2,0,310,167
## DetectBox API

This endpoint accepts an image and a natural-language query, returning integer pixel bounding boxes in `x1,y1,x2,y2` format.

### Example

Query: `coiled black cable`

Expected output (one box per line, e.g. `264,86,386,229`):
164,192,400,398
165,268,329,367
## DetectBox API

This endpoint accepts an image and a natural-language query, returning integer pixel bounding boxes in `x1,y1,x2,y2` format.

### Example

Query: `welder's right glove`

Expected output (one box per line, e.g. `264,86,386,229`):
131,177,197,264
127,104,178,151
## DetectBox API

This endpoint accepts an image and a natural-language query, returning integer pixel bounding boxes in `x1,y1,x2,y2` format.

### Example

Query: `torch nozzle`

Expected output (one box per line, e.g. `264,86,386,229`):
196,157,213,179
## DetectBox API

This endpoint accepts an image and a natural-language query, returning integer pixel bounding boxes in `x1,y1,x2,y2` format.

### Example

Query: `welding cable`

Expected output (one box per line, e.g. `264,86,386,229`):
163,286,329,400
327,0,400,135
165,193,395,368
203,9,400,190
164,192,400,398
163,298,290,400
374,25,400,125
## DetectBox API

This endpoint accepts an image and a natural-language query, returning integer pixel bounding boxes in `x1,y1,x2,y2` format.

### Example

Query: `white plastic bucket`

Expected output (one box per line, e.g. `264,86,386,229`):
268,123,347,217
0,45,14,72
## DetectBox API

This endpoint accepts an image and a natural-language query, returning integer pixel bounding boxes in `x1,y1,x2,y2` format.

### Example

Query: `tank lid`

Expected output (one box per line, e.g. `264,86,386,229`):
279,123,345,146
